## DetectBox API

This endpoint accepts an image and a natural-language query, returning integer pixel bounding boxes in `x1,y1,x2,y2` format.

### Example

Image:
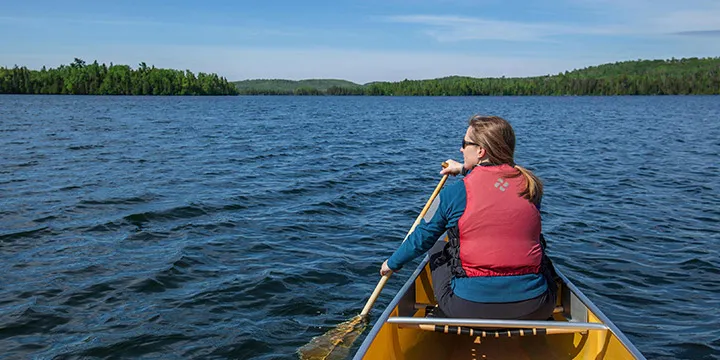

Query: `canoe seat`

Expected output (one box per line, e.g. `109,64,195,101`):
421,305,524,332
418,303,563,321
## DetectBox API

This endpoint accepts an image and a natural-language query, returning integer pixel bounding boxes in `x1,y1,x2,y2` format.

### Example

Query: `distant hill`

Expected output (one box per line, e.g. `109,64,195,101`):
233,57,720,96
233,79,361,92
563,58,719,78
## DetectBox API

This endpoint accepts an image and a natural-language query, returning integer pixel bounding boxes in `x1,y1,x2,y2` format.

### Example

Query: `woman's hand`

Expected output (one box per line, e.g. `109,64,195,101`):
440,159,463,176
380,259,394,276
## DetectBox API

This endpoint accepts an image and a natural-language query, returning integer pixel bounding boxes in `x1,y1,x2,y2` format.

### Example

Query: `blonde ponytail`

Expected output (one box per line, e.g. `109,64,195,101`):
513,165,543,205
466,115,543,204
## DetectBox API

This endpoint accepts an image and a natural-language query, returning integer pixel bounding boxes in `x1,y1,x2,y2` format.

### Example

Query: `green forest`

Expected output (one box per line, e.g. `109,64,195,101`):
0,58,238,95
237,57,720,96
1,57,718,96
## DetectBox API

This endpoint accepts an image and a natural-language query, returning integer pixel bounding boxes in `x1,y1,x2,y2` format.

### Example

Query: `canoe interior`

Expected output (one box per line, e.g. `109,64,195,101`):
356,258,643,360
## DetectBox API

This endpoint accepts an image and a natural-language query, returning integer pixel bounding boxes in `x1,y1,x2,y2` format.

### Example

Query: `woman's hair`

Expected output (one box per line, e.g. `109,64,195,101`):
467,115,543,204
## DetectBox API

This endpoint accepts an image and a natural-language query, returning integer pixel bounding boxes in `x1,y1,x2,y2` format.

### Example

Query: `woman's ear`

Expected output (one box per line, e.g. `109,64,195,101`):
478,147,486,159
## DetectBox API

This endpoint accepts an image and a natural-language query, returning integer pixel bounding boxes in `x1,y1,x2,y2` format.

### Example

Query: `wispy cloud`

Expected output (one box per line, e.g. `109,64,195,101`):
386,15,559,42
0,15,166,27
0,15,304,38
673,30,720,37
385,1,720,42
384,15,624,42
570,0,720,34
649,10,720,34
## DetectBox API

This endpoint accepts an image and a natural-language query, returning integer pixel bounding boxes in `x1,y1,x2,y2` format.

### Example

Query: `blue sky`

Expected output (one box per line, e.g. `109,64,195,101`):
1,0,719,83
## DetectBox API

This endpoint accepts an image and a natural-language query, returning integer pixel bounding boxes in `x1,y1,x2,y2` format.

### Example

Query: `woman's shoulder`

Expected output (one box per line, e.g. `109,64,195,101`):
440,179,467,202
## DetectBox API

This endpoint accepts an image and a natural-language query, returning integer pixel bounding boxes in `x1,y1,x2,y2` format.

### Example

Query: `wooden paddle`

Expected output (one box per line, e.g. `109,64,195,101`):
360,163,449,316
297,162,450,360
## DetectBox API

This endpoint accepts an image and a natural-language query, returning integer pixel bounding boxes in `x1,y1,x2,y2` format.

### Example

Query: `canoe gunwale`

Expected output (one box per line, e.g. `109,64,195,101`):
352,255,431,359
554,266,647,360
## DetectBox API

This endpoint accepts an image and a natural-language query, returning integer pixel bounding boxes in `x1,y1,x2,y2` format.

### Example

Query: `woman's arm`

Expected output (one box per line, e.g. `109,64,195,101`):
383,181,466,273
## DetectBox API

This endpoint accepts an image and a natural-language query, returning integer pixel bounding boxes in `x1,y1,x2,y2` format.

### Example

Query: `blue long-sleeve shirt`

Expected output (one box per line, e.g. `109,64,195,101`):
387,177,548,303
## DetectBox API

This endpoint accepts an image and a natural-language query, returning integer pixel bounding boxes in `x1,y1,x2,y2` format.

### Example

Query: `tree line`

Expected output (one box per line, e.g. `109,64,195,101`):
239,57,720,96
2,57,718,96
0,58,238,95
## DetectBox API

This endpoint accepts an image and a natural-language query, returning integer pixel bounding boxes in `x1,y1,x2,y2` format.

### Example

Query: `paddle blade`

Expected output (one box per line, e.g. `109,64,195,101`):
297,315,368,360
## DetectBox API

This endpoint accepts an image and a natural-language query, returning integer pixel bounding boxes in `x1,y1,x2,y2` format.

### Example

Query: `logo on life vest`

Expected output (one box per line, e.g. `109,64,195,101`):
494,178,509,191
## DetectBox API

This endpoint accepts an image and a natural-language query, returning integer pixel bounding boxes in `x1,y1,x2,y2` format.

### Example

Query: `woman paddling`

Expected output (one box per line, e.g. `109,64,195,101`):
380,115,556,320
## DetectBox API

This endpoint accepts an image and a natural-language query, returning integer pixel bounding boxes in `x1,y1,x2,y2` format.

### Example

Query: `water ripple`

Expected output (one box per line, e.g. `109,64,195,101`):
0,95,718,359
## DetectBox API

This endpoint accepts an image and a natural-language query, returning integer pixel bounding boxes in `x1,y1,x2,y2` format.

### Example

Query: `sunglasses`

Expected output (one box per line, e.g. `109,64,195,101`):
462,139,481,149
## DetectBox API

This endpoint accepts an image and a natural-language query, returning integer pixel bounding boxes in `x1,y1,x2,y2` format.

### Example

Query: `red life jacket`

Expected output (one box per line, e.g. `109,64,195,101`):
454,164,543,277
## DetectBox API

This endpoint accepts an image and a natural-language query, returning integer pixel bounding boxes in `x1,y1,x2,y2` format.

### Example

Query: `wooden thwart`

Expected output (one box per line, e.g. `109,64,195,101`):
399,323,595,337
387,317,608,336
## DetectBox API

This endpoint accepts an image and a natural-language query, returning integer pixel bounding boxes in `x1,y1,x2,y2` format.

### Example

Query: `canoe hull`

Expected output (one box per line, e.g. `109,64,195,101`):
354,254,644,360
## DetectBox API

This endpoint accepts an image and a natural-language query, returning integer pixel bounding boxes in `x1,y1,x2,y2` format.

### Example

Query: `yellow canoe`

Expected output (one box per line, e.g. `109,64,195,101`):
354,254,645,360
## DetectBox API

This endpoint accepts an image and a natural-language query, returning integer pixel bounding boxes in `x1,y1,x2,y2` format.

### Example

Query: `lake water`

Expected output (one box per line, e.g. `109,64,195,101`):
1,95,718,359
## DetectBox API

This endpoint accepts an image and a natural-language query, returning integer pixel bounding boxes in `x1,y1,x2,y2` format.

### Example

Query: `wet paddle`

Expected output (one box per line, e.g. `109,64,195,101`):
298,162,449,360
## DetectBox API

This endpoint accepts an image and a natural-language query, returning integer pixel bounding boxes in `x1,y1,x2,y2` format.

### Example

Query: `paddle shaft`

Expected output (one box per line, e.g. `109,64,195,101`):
360,169,449,317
